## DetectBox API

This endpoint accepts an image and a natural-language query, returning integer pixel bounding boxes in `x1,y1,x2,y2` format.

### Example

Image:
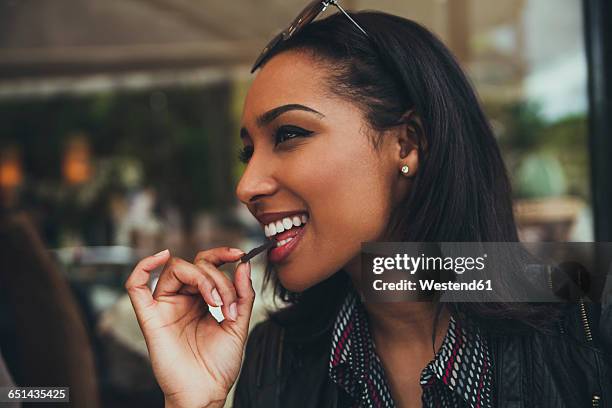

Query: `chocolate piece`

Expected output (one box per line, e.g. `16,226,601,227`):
240,239,276,263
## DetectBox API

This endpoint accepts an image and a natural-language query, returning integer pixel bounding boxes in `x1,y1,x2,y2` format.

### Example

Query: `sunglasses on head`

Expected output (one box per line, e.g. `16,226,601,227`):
251,0,369,73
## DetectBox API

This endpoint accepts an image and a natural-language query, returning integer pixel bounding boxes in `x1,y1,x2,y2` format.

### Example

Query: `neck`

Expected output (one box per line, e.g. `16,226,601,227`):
364,301,450,350
344,257,450,352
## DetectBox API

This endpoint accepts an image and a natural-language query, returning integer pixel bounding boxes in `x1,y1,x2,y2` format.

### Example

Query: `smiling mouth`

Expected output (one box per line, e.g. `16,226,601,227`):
263,213,309,247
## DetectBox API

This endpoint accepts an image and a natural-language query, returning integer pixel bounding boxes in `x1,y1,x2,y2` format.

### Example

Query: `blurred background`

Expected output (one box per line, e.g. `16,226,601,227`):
0,0,610,407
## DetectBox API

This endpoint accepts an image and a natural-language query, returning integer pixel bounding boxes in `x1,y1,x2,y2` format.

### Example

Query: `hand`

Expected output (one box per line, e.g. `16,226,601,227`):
125,247,255,408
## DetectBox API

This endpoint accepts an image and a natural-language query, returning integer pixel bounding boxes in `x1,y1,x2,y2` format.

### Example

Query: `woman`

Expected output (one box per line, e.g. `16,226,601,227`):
125,5,611,408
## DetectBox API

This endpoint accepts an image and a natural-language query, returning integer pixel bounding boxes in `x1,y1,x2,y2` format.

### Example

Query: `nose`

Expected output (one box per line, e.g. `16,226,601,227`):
235,155,278,205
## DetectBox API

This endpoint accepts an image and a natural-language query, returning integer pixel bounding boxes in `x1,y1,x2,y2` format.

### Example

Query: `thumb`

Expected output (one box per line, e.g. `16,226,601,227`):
222,261,255,337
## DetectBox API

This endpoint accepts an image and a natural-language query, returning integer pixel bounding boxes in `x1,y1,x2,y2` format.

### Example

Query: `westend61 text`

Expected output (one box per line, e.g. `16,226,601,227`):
373,279,493,291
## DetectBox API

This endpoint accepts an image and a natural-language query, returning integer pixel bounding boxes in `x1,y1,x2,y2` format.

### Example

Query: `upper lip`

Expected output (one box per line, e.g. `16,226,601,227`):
254,210,308,226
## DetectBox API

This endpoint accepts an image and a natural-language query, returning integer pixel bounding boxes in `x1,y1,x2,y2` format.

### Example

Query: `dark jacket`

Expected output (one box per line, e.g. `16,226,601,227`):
234,301,612,408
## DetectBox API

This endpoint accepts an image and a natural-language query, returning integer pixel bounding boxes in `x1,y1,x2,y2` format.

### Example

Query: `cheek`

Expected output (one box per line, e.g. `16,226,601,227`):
276,139,393,292
286,134,392,252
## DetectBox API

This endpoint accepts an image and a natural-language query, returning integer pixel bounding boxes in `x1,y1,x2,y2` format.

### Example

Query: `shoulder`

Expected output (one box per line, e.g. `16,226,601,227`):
245,319,284,355
238,297,340,374
238,278,348,391
554,301,612,356
233,319,283,408
487,302,612,364
476,303,611,406
239,319,285,387
241,307,335,370
234,315,333,408
237,307,331,372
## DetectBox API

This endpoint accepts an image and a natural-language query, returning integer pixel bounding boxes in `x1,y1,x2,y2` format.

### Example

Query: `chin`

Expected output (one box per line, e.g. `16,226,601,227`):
275,263,338,293
277,273,315,293
272,264,315,292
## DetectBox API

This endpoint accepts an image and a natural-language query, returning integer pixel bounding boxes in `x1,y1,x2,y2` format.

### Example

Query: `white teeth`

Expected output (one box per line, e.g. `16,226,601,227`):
264,214,309,238
268,222,277,236
275,220,284,233
276,236,295,247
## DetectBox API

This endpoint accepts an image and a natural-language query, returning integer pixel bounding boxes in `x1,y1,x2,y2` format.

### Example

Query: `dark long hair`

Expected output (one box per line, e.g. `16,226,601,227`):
256,10,559,336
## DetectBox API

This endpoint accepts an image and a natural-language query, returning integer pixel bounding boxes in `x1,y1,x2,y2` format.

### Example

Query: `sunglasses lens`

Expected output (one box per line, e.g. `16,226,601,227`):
251,1,327,73
285,0,326,38
251,32,283,73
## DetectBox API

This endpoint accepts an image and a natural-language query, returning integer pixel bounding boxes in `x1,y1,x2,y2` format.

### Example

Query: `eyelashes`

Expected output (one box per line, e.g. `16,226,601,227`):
237,125,314,164
273,125,313,145
237,145,254,164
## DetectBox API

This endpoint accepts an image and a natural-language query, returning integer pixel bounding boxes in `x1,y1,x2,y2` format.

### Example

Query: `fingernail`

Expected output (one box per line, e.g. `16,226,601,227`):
229,302,238,321
211,288,223,306
245,261,251,280
153,249,169,257
229,248,244,256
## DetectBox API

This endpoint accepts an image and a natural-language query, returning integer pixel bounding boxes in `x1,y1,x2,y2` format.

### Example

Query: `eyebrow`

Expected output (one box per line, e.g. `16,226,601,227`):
240,104,324,140
257,104,324,128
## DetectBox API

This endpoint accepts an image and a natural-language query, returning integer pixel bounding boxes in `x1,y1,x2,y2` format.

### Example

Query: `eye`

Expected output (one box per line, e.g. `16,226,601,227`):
237,145,253,164
237,125,314,164
274,125,313,146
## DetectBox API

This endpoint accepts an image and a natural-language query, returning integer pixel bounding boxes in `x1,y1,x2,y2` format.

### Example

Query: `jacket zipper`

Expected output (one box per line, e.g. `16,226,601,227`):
576,268,593,342
579,298,593,342
580,260,599,408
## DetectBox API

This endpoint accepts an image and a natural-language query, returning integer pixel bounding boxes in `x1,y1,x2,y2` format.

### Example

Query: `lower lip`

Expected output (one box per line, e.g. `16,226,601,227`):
268,225,307,263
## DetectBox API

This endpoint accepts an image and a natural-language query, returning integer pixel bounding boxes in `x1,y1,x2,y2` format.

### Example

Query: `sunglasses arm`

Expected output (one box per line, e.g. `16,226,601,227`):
331,1,369,37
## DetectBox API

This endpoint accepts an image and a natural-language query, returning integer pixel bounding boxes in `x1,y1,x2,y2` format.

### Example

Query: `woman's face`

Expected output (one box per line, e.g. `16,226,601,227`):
236,51,409,292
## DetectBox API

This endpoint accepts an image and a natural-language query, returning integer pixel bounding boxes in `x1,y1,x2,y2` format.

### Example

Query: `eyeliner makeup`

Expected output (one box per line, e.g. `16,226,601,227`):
240,239,276,263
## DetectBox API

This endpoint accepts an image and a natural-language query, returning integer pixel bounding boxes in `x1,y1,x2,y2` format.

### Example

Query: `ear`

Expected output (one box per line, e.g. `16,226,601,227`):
394,110,424,178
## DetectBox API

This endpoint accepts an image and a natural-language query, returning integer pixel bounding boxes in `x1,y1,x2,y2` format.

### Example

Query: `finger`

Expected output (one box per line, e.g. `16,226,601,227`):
194,246,244,267
153,257,218,308
222,261,255,335
125,249,170,316
177,286,200,295
195,258,239,321
194,247,245,321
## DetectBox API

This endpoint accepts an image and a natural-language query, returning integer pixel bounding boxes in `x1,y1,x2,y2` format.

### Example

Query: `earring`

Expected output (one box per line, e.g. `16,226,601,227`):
401,165,410,176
